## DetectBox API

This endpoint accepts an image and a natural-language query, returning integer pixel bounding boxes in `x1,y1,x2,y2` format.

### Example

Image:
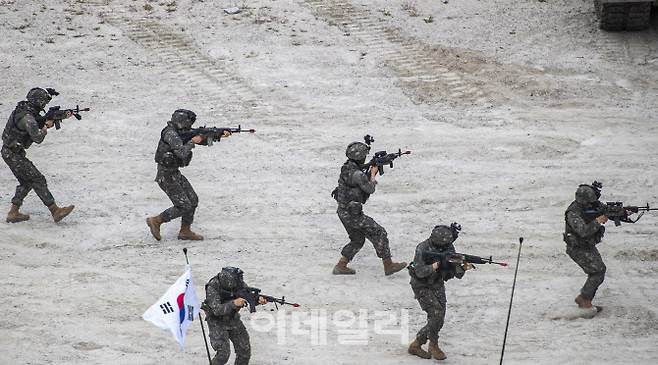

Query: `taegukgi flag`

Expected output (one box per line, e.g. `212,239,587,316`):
142,264,200,349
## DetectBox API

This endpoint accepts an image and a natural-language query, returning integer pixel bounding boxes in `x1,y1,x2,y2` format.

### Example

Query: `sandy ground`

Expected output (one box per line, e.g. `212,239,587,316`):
1,0,657,364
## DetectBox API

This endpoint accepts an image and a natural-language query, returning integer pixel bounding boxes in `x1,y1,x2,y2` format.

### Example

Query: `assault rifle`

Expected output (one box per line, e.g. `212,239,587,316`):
180,125,256,146
222,286,300,313
423,251,508,268
361,134,411,178
39,105,90,130
584,202,657,226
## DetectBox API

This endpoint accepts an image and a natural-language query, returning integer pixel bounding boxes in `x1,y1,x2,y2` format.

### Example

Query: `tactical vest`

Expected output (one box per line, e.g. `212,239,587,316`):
332,160,370,205
564,201,604,247
2,102,40,149
203,276,242,320
154,126,192,168
408,240,456,287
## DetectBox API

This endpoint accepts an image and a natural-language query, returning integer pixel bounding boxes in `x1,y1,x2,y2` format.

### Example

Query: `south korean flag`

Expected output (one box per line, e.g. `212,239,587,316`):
143,265,200,349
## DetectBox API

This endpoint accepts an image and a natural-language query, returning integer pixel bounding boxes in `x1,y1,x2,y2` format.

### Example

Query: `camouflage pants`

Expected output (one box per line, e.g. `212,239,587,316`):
566,245,606,300
337,206,391,261
156,169,198,225
1,145,55,207
207,317,251,365
412,285,447,344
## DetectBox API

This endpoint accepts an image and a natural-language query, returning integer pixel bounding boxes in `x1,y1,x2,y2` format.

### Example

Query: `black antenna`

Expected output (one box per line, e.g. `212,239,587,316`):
500,237,523,365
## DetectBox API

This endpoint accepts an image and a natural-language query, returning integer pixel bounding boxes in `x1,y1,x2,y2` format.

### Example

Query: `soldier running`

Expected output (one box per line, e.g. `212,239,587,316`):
407,223,474,360
331,141,406,276
203,267,266,365
564,182,625,310
2,87,75,223
146,109,230,241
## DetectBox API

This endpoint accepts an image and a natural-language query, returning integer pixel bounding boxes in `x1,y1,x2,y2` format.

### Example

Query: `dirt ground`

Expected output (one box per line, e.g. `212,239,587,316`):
1,0,657,364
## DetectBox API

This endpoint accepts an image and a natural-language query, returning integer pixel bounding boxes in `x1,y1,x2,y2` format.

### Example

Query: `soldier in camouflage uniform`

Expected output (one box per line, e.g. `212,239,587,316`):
407,224,474,360
146,109,230,241
2,88,75,223
564,182,616,309
203,267,266,365
331,141,406,276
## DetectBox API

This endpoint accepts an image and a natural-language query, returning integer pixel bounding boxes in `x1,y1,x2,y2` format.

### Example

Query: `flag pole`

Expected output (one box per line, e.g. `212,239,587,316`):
500,237,523,365
183,248,212,365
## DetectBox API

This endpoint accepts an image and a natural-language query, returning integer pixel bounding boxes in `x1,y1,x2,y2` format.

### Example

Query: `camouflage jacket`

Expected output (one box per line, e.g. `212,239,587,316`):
409,239,465,289
332,160,377,207
203,275,247,321
154,123,195,171
2,101,47,149
564,200,606,248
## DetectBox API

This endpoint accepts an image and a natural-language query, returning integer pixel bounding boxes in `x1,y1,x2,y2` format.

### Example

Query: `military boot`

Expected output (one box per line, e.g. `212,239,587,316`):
48,203,74,223
6,204,30,223
383,257,407,276
575,294,593,309
146,215,164,241
408,339,431,359
332,256,356,275
428,339,447,360
178,224,204,240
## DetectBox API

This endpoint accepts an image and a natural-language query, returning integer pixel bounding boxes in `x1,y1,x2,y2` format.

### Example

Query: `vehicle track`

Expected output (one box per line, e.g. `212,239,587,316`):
595,27,658,68
303,0,486,105
302,0,548,107
81,0,312,123
593,26,658,112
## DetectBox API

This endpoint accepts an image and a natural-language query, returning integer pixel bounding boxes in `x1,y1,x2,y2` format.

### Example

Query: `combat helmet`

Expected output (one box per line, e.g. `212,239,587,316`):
218,266,244,290
430,222,461,247
26,88,52,111
345,142,369,162
170,109,197,130
575,185,598,205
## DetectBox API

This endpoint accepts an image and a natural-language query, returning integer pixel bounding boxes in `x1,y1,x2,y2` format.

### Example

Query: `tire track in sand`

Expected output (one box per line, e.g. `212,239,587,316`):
302,0,547,107
82,0,310,123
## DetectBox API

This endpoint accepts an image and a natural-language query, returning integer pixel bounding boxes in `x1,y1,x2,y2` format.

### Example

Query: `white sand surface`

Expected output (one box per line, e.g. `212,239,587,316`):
1,1,656,364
